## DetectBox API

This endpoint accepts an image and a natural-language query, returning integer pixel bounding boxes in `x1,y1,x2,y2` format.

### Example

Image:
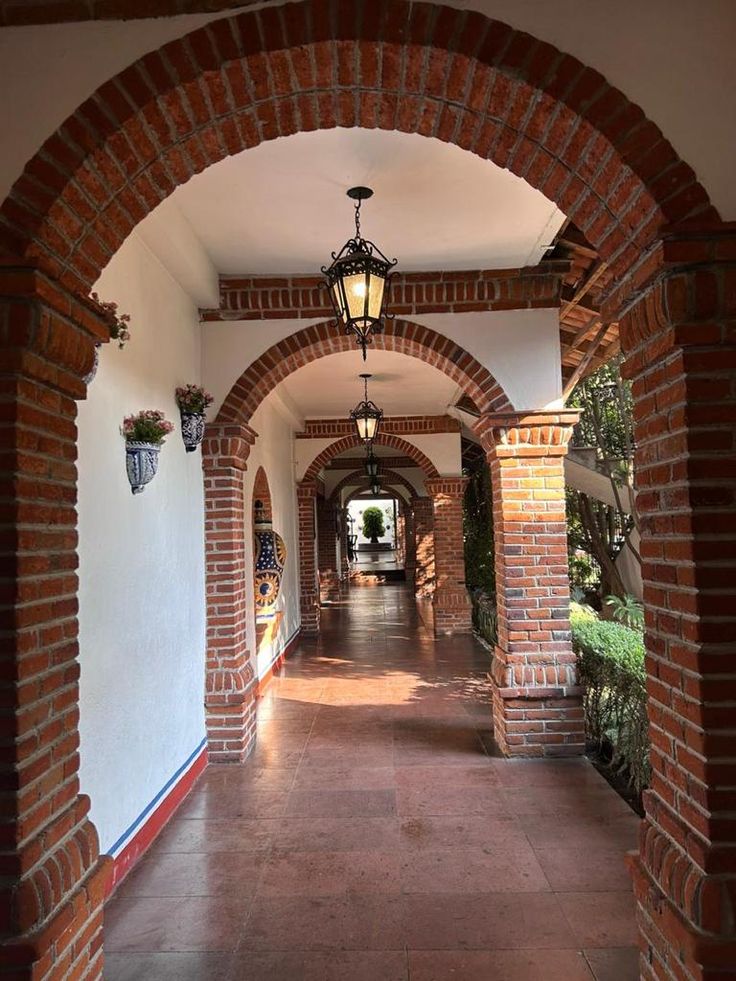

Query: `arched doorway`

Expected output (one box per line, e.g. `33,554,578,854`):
0,3,731,977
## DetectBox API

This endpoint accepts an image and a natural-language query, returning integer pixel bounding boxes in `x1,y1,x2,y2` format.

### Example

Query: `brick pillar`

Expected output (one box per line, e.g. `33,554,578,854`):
395,504,406,567
202,423,257,763
426,477,472,635
0,266,112,979
338,506,350,590
619,228,736,980
317,495,340,602
412,496,435,598
404,504,417,584
297,481,320,633
476,410,584,758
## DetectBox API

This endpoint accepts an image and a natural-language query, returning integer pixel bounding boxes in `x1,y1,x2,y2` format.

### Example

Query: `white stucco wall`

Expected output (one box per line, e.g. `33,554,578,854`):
0,1,732,218
243,397,301,679
76,231,207,857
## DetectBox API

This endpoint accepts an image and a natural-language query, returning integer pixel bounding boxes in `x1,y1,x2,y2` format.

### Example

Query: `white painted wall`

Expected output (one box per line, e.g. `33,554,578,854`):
0,1,733,217
76,230,207,857
243,397,301,680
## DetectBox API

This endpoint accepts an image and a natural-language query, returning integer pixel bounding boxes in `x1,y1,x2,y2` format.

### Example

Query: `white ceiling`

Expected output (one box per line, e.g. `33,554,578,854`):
275,349,462,419
171,128,565,274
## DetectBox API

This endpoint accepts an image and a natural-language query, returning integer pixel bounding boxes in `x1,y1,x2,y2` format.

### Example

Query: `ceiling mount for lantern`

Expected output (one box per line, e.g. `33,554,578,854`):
350,373,383,443
321,186,397,360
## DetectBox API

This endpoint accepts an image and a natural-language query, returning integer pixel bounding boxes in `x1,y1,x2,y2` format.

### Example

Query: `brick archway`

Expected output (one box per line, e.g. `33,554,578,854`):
303,432,439,483
329,468,420,505
0,3,733,979
217,319,511,426
0,0,717,296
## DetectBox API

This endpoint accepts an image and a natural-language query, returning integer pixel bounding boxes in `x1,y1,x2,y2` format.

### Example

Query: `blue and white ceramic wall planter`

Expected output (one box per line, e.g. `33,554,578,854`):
175,384,214,454
125,442,160,495
180,412,206,453
254,514,287,617
122,409,174,495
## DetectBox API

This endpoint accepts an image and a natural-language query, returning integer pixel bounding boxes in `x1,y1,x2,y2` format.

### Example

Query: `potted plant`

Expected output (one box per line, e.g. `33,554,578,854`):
86,293,132,384
362,505,385,545
175,384,214,453
122,410,174,494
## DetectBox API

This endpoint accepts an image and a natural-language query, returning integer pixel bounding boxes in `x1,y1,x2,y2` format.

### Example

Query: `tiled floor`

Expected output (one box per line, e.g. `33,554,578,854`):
105,586,640,981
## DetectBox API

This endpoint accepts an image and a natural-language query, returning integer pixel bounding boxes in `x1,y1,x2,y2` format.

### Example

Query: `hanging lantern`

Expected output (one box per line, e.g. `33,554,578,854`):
371,479,382,496
350,373,383,443
365,448,379,478
321,186,397,360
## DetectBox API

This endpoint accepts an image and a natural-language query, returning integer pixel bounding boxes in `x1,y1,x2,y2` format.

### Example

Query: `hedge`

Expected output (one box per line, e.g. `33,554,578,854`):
570,603,650,793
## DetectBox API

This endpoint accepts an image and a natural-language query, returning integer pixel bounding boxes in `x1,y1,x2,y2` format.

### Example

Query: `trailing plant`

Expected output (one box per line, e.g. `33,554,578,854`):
90,292,131,349
175,384,214,415
362,506,385,542
122,410,175,445
605,593,644,631
571,603,649,794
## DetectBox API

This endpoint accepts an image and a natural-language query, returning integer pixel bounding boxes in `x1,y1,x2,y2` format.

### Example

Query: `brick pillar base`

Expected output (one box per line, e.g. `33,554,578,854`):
477,411,584,757
426,477,472,635
0,267,113,978
298,481,320,632
203,424,258,762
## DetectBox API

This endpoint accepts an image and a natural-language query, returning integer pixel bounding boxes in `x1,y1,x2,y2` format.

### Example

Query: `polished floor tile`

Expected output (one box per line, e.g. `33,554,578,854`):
105,585,640,979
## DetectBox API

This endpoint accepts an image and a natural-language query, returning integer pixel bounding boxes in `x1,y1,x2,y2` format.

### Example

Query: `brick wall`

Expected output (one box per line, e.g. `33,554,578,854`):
412,497,435,599
296,482,319,633
425,477,472,635
297,416,461,439
477,411,584,758
202,423,258,763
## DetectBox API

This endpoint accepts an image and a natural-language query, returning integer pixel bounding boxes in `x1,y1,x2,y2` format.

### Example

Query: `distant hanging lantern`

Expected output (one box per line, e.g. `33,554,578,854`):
350,373,383,443
365,448,379,478
322,186,397,360
370,479,382,496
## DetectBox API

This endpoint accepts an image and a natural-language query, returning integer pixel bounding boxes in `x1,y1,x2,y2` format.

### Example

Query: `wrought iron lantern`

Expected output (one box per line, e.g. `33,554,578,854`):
365,448,379,478
322,186,396,360
350,373,383,443
370,479,382,496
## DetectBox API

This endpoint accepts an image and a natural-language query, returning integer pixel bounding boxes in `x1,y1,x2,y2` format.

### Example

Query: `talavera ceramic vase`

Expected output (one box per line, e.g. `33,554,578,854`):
180,411,206,453
125,441,160,494
254,516,287,613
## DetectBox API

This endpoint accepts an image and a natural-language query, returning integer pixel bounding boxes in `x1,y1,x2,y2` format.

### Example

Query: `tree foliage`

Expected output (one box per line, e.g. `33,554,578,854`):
463,459,495,594
362,506,385,541
566,357,639,601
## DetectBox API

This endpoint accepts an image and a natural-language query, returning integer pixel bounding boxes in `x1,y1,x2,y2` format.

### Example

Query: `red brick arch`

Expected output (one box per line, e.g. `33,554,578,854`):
304,433,439,482
217,318,511,424
329,468,420,504
0,0,717,297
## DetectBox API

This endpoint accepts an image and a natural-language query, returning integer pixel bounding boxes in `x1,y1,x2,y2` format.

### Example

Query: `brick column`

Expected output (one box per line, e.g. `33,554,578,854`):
297,481,320,633
404,504,417,584
202,423,257,763
476,411,584,758
0,266,112,979
618,228,736,980
412,496,435,598
425,477,473,635
395,504,406,567
317,495,340,602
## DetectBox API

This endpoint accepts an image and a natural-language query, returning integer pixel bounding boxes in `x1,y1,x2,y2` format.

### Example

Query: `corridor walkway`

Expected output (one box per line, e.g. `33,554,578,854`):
105,587,639,981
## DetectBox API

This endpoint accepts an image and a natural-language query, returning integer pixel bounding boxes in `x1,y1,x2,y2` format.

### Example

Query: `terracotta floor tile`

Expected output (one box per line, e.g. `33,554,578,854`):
534,846,633,892
154,819,274,853
396,785,510,817
105,896,248,952
267,816,402,852
408,949,594,980
285,788,397,818
404,893,577,949
258,849,403,896
559,891,639,948
104,952,233,981
400,844,550,894
241,894,407,950
119,850,269,898
175,789,289,820
584,946,640,980
228,950,407,980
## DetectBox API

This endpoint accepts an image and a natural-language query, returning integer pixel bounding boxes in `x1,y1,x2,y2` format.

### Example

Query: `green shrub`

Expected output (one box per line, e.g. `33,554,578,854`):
571,605,650,794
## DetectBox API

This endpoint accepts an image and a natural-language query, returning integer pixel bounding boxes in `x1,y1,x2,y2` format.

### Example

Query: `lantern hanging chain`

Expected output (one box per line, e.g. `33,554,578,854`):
354,197,363,241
